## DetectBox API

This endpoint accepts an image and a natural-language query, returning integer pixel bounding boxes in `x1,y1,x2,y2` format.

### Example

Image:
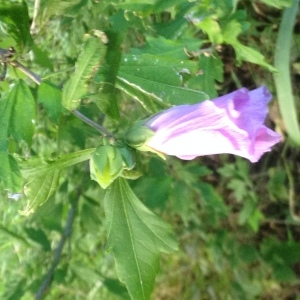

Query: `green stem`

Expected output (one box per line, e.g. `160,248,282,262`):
273,0,300,146
9,57,113,138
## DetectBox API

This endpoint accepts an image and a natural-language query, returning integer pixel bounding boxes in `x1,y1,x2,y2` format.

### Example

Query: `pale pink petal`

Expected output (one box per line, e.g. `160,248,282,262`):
143,87,281,162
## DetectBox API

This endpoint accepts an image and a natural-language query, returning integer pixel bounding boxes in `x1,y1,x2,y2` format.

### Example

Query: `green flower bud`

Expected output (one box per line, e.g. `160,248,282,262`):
125,120,166,159
125,120,155,148
90,145,123,189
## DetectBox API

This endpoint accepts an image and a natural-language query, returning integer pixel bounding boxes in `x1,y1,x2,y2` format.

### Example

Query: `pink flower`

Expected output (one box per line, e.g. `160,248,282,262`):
143,87,281,163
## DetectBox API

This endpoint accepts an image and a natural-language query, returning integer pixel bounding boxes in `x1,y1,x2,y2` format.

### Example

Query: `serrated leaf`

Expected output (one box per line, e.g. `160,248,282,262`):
117,53,208,111
62,36,106,110
20,149,95,214
104,178,178,300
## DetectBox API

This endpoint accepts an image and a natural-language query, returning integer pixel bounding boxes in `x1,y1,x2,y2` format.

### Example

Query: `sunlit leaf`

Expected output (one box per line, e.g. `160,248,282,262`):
117,53,208,111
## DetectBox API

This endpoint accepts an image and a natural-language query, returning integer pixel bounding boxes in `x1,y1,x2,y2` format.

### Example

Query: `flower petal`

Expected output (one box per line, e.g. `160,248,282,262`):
143,87,281,162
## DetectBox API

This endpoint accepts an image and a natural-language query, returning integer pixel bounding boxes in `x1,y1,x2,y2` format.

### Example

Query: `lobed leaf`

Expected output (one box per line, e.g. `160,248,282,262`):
104,178,178,300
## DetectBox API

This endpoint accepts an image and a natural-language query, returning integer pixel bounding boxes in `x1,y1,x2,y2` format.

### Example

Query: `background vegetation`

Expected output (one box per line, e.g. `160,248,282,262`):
0,0,299,299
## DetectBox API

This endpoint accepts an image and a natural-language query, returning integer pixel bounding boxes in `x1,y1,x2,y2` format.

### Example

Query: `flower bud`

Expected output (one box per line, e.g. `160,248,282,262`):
90,145,123,189
125,120,155,148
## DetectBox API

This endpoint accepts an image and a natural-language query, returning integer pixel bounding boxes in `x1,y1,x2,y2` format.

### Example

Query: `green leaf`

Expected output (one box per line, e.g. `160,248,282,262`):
259,0,293,8
222,19,276,72
232,43,277,72
117,53,208,111
20,149,95,214
0,152,22,193
62,36,106,110
37,81,64,123
112,0,157,13
24,227,51,251
196,18,223,44
116,77,167,112
94,25,126,119
31,44,54,70
104,178,178,300
23,168,61,215
0,1,32,48
2,80,36,145
135,36,203,60
188,54,224,98
41,0,87,17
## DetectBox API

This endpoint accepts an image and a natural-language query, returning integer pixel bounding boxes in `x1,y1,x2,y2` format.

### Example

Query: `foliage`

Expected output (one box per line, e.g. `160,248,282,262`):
0,0,299,299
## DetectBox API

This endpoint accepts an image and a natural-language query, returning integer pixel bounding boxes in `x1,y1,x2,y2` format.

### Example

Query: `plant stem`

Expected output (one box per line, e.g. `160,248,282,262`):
8,55,114,138
273,0,300,146
35,196,79,300
72,109,114,138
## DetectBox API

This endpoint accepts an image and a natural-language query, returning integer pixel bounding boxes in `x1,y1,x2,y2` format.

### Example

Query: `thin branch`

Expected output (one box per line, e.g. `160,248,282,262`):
35,196,79,300
5,51,114,139
9,60,42,84
72,109,114,138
